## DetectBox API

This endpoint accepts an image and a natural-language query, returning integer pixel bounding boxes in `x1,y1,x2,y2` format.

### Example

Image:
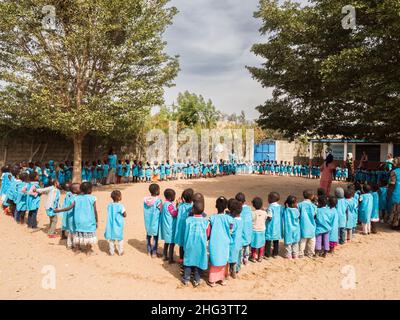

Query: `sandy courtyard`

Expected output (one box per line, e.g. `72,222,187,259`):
1,175,399,300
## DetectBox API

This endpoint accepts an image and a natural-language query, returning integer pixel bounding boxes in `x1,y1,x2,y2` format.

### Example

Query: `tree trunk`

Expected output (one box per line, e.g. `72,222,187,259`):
73,134,84,183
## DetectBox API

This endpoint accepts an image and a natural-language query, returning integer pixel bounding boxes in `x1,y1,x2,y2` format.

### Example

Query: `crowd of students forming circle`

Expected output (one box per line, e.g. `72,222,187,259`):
0,154,396,288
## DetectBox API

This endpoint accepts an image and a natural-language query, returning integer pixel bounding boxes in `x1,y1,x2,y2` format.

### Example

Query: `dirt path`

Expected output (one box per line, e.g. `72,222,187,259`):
1,175,399,299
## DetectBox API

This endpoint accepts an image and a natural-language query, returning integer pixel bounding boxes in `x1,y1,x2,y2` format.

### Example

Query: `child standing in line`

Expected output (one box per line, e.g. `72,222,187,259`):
328,196,339,253
298,190,317,258
15,172,29,224
335,187,348,244
37,179,62,238
57,182,98,254
160,188,178,263
228,199,243,279
104,190,127,256
371,184,380,234
61,183,80,249
174,188,194,264
208,196,233,287
344,189,357,242
358,184,373,235
315,196,332,257
249,197,269,262
143,184,162,258
264,192,283,258
235,192,252,266
182,193,210,287
60,182,72,240
124,160,131,183
283,195,301,259
26,172,41,229
1,167,11,208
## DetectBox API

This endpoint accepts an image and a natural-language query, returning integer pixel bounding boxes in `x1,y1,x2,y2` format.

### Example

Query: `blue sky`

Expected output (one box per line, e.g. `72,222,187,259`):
163,0,269,120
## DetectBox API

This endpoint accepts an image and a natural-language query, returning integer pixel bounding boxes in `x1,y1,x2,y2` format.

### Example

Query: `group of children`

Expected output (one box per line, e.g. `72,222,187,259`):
141,178,388,287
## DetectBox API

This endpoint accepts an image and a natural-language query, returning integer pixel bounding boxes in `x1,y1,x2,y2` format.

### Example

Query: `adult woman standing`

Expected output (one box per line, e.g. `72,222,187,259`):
107,149,118,185
319,154,336,195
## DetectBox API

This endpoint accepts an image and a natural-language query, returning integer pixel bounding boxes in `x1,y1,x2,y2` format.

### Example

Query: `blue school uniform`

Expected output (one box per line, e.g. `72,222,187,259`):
183,216,209,270
102,164,109,179
16,181,28,212
139,166,145,178
241,205,253,246
42,169,50,186
145,166,152,178
58,169,65,185
298,200,317,239
160,201,177,243
124,164,131,177
359,193,373,224
73,195,97,233
143,196,162,236
336,198,348,229
329,208,339,243
209,214,234,266
283,207,301,245
174,202,193,247
61,192,76,232
265,203,283,240
26,182,41,212
315,207,333,235
1,172,12,198
132,165,139,177
229,217,243,264
117,164,123,177
346,198,358,229
104,202,125,241
379,186,388,211
371,191,379,221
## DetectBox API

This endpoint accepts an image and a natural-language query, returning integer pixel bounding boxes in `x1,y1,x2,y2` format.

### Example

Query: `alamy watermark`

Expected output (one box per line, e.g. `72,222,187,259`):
146,121,254,164
341,5,356,30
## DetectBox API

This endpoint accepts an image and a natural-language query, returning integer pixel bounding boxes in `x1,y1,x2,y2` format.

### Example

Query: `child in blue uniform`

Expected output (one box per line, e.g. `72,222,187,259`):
379,179,388,222
298,190,317,258
104,190,127,256
15,172,28,224
315,196,332,257
344,189,357,242
143,184,162,258
359,184,373,235
283,195,301,259
228,199,243,278
371,184,380,234
132,160,139,183
160,188,178,263
174,188,194,264
57,182,98,254
249,197,269,262
328,196,339,253
124,160,131,183
182,193,210,287
208,196,233,287
235,192,252,266
335,187,348,244
61,183,80,249
264,192,283,258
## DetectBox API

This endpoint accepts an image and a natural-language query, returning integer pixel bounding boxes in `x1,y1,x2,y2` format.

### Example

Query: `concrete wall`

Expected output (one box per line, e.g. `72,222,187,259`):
275,140,306,163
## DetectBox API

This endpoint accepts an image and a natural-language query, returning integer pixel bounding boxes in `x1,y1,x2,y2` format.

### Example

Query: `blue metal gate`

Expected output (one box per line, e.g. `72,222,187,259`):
254,140,276,162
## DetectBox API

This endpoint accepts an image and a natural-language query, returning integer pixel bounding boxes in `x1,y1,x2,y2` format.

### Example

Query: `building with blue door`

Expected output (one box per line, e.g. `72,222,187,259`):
254,140,276,162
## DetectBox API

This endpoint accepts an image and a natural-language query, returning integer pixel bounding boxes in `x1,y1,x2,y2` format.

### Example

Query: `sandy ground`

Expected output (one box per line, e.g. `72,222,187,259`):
1,175,400,300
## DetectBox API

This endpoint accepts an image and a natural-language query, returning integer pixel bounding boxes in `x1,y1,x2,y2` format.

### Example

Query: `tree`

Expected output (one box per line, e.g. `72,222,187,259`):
0,0,179,181
174,91,219,128
248,0,400,142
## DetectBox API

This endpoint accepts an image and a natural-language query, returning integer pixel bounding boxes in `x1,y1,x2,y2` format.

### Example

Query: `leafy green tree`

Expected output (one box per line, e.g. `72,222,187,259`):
174,91,219,128
248,0,400,142
0,0,179,181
